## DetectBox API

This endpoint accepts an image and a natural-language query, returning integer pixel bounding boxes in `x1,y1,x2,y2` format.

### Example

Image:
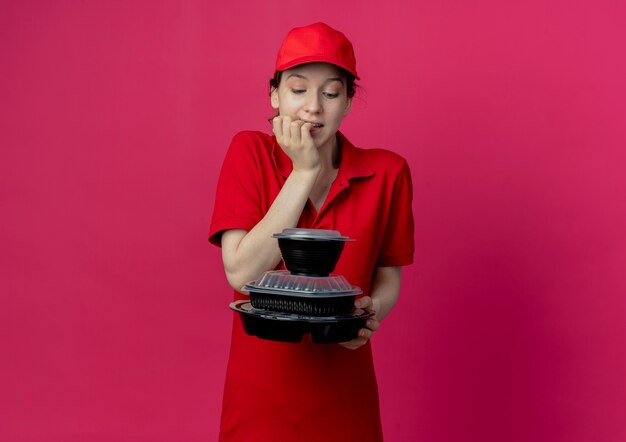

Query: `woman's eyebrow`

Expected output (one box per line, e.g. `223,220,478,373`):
287,73,344,84
287,73,308,80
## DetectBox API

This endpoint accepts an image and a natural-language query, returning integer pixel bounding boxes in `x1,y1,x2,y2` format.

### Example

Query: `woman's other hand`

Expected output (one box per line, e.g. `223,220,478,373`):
338,296,380,350
338,268,401,350
272,116,320,173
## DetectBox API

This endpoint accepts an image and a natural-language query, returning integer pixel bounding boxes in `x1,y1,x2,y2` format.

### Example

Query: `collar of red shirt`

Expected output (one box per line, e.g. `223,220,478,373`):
271,131,374,184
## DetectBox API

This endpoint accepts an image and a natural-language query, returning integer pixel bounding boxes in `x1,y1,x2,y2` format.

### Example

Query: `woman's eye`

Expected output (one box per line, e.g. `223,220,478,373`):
291,89,305,94
323,92,339,99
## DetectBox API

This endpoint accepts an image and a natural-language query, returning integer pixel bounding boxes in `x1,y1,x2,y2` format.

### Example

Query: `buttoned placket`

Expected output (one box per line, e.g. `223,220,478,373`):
306,172,351,221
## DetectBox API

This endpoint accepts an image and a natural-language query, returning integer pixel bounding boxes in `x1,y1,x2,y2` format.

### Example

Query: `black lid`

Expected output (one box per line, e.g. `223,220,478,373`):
272,228,352,241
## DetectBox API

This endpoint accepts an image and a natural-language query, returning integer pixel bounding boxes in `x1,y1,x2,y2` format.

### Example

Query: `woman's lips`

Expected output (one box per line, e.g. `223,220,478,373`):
301,120,324,128
309,125,323,135
292,119,324,135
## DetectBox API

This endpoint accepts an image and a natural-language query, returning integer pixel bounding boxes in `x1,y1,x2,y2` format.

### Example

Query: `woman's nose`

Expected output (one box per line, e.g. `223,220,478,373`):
304,93,322,113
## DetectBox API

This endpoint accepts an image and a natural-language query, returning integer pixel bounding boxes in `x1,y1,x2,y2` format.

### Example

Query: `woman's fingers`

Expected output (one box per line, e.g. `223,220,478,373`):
272,116,282,139
290,119,303,146
272,117,319,171
358,318,379,339
273,116,313,149
348,297,379,348
365,318,380,332
301,122,313,145
339,317,379,350
359,327,373,339
339,336,368,350
354,296,375,314
282,116,292,145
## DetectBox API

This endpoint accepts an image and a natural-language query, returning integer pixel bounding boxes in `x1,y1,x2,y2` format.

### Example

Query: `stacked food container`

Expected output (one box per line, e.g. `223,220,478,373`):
229,228,372,343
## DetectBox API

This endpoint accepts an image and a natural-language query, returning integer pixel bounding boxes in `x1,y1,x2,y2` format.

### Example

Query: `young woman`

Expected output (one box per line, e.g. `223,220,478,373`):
209,22,414,442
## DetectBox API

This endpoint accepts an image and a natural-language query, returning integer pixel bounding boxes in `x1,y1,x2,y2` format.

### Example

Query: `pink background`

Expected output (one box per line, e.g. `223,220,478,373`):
2,1,625,441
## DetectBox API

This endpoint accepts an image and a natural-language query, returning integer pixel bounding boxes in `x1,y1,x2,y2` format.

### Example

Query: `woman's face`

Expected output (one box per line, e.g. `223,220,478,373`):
271,62,352,148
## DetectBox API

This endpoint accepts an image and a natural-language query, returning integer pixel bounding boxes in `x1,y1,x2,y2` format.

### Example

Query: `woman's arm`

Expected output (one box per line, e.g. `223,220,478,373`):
221,168,318,290
221,117,319,291
368,265,402,322
339,266,402,350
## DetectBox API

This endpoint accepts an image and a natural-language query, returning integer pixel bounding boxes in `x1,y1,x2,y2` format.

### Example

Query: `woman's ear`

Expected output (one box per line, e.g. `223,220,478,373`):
343,97,352,117
270,87,279,110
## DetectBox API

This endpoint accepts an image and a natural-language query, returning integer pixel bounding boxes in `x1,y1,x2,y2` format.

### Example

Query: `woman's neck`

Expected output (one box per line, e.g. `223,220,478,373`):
317,134,341,172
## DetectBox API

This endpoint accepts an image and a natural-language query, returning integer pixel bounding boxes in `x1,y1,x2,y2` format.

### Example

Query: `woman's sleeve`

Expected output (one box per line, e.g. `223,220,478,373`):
376,160,415,267
208,132,264,247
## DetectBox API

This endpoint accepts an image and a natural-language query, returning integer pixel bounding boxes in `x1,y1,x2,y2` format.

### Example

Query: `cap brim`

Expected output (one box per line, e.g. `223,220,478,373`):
276,55,359,79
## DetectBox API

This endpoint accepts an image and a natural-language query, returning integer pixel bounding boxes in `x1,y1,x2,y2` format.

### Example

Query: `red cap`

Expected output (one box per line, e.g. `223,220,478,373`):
275,22,359,79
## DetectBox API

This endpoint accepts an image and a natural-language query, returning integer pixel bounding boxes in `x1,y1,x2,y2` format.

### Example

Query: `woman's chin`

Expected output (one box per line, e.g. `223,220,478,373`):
312,130,337,149
313,136,328,149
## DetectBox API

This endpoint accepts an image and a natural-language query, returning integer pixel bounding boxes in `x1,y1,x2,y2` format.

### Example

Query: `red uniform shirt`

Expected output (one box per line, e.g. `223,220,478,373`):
209,130,414,442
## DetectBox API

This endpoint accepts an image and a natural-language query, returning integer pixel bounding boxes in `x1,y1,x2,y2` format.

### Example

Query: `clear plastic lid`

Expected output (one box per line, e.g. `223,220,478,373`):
272,228,352,241
243,270,362,298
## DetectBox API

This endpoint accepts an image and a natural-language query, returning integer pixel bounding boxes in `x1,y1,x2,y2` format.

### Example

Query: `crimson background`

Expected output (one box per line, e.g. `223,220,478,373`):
2,1,625,441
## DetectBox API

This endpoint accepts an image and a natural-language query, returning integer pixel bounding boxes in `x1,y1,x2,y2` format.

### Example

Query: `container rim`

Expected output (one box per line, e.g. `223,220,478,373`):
230,300,373,322
272,228,353,241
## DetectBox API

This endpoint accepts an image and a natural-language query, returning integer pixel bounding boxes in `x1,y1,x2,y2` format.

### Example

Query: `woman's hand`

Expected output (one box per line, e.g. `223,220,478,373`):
338,267,401,350
272,116,320,172
338,296,381,350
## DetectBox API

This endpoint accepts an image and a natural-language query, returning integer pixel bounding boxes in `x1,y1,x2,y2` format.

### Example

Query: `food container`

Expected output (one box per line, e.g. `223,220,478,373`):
230,300,373,343
272,228,352,277
243,270,362,316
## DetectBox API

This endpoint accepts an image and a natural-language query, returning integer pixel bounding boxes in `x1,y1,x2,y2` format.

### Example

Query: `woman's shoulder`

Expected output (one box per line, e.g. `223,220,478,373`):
229,130,273,148
355,145,409,176
361,146,406,163
342,133,407,171
225,130,275,161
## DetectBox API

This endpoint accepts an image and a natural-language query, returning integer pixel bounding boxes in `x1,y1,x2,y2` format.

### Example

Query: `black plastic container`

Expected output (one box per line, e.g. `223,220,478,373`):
234,304,307,343
273,229,352,277
230,301,373,344
309,318,367,344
